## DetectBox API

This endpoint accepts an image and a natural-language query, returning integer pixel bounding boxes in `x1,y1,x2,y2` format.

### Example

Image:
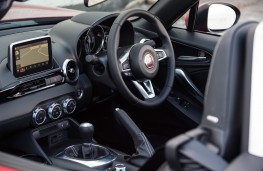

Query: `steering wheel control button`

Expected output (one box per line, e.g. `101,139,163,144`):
122,60,130,70
157,51,163,58
32,108,47,125
48,103,62,120
63,98,77,114
63,59,79,84
155,50,167,61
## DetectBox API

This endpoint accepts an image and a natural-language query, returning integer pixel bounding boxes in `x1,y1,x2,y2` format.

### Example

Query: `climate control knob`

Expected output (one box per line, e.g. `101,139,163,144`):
32,107,46,125
48,103,62,120
62,98,76,114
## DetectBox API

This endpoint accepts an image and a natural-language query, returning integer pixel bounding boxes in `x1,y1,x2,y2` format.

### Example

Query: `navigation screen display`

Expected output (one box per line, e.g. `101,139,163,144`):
9,36,53,78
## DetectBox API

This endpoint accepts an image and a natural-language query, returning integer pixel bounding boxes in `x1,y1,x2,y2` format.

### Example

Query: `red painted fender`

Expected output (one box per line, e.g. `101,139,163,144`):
1,2,83,21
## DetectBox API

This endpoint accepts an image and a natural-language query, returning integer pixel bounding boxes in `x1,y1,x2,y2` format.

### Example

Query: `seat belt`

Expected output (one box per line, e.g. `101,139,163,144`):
165,128,228,171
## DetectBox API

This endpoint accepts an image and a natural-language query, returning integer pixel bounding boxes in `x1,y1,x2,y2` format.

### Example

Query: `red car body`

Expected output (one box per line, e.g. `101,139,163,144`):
1,2,83,21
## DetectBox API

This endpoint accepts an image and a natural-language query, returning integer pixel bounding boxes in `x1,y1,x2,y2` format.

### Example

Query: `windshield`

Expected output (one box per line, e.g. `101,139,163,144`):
1,0,158,22
26,0,158,11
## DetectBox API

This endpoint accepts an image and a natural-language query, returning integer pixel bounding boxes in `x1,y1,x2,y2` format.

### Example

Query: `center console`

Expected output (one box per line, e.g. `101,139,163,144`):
55,122,118,170
28,118,136,171
0,35,139,171
0,108,154,171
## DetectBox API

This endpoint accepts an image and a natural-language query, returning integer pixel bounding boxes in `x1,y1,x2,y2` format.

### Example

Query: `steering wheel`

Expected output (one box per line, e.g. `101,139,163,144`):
107,9,175,107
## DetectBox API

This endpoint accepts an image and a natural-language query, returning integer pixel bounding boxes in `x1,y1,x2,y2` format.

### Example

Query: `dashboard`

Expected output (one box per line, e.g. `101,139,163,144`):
0,12,148,136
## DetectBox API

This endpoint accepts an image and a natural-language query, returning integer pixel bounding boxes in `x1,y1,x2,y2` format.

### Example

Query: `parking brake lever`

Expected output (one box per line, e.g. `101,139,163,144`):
114,108,155,167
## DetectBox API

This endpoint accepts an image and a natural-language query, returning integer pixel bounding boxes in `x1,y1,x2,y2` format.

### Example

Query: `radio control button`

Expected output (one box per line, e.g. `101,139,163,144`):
48,103,62,119
63,98,76,114
33,108,46,125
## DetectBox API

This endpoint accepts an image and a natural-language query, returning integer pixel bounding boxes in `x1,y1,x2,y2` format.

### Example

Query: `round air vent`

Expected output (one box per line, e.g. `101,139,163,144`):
63,59,79,84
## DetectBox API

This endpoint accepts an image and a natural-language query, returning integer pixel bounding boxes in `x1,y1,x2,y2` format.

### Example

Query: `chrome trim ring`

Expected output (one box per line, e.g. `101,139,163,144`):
62,59,79,83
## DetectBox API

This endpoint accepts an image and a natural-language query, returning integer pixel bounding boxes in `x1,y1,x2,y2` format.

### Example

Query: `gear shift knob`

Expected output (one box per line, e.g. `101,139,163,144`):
79,123,94,144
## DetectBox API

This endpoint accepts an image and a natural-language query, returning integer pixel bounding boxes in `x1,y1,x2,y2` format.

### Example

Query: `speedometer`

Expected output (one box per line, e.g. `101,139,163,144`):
102,27,110,51
83,25,105,55
92,25,105,54
84,29,96,55
77,25,106,59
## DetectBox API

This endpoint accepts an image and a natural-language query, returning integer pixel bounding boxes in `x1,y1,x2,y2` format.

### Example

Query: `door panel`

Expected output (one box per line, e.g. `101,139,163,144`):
167,27,220,123
173,42,211,94
169,28,219,54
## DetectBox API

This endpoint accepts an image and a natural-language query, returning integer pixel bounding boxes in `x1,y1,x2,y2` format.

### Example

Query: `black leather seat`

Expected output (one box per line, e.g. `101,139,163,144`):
166,21,258,171
140,21,259,171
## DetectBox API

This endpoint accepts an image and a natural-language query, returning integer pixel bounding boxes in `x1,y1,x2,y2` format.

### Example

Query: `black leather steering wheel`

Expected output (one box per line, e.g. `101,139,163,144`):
107,9,175,107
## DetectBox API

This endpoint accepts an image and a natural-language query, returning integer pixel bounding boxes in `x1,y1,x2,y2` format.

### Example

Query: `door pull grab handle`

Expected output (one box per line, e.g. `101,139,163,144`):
177,56,207,62
175,68,204,98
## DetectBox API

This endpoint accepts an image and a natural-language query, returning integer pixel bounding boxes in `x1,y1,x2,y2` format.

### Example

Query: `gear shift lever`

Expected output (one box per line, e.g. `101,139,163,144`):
79,123,94,144
79,123,94,159
56,122,118,169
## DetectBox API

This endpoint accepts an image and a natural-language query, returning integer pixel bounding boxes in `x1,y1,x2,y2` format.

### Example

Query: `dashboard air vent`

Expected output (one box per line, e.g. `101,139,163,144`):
63,59,79,84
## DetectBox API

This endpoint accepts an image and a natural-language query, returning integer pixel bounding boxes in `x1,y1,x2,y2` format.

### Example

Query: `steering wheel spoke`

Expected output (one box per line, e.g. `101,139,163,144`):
132,80,155,99
155,49,168,61
119,48,133,77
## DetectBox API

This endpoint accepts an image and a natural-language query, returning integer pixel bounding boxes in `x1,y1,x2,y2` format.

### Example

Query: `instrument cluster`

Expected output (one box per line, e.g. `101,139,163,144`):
77,25,110,58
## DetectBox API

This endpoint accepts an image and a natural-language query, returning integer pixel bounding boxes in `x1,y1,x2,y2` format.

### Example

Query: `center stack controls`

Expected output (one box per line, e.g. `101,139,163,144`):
32,97,77,126
30,59,80,126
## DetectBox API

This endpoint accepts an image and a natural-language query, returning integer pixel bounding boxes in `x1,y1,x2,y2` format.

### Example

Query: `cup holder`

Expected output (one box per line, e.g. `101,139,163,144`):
56,144,117,170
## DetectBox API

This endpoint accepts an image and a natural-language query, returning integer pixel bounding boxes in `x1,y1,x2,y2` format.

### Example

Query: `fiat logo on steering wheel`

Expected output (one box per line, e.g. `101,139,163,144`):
144,53,154,69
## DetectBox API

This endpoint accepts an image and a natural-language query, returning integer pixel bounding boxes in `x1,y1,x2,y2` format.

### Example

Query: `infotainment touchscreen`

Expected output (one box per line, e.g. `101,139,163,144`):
9,36,53,78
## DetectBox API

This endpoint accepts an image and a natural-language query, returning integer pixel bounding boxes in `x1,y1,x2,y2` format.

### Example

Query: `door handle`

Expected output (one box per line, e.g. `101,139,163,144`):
175,68,204,98
177,56,207,62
